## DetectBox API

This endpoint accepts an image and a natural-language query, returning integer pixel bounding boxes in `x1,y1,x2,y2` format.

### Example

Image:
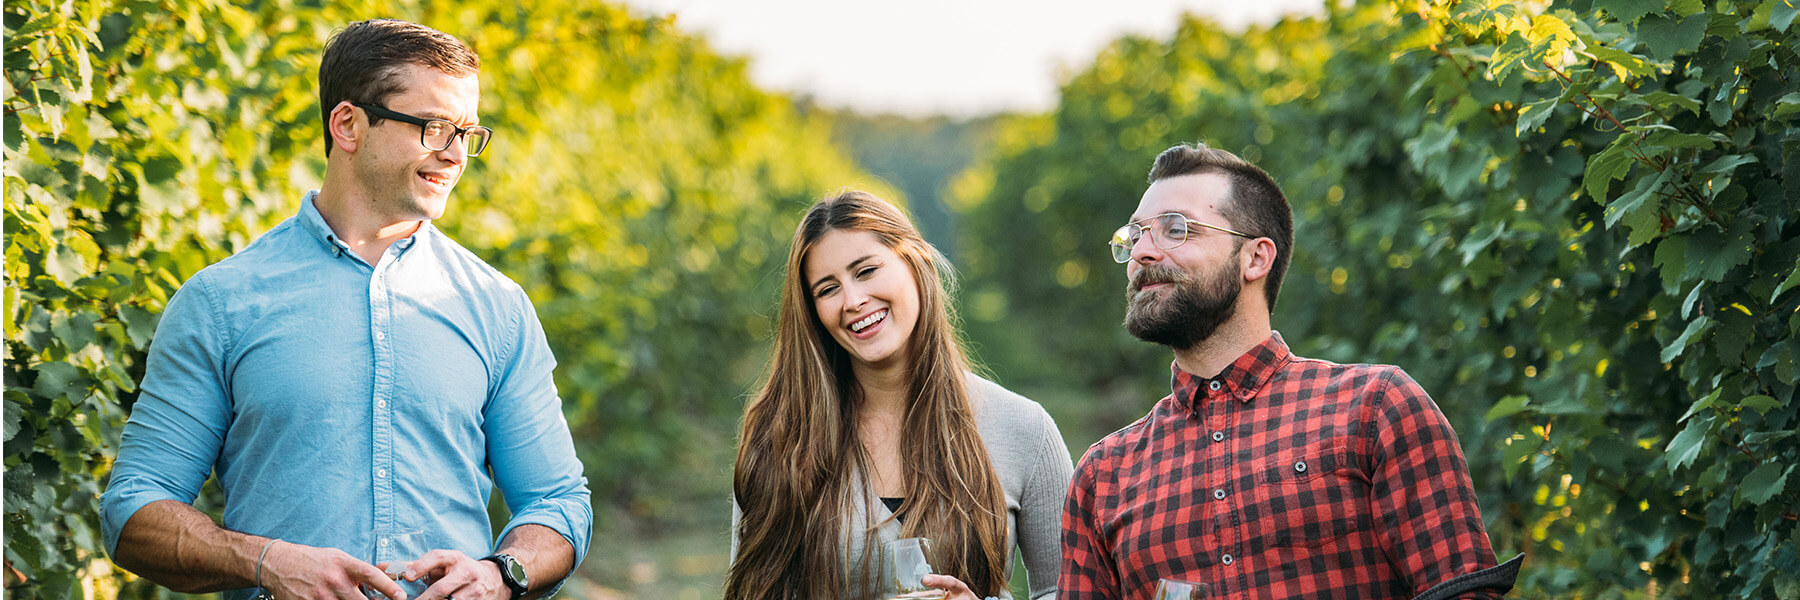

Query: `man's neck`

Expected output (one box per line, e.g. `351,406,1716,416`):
1171,307,1272,380
314,183,424,265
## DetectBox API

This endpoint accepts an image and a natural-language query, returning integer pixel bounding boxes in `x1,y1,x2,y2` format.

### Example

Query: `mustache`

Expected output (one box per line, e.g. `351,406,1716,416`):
1128,264,1189,293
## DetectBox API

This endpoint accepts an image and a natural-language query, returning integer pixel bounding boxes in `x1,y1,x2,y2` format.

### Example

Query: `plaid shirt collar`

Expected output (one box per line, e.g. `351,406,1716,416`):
1169,331,1293,412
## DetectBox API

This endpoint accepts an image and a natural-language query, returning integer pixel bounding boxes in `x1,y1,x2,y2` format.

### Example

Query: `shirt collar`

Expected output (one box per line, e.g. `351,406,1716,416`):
295,190,431,258
1170,331,1293,410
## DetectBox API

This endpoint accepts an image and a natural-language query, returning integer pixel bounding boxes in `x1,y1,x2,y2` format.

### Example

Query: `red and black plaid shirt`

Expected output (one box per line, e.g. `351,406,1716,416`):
1060,332,1500,600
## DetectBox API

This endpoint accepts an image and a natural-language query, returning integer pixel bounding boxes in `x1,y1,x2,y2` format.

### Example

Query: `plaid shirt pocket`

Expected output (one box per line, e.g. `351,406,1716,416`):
1256,449,1370,549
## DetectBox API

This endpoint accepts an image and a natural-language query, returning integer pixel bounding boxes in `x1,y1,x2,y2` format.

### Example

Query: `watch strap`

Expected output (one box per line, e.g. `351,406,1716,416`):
480,553,529,598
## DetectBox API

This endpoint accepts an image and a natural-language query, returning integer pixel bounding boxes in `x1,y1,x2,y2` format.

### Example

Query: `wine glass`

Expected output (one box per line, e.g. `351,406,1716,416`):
884,537,948,600
1153,578,1209,600
367,529,427,599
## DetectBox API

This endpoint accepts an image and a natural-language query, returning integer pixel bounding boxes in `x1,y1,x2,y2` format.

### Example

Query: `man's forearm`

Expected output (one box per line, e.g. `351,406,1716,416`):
495,523,576,599
113,499,267,593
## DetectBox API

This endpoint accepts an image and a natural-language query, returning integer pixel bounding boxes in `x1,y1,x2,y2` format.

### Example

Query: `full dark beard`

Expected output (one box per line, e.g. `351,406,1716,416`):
1124,261,1241,350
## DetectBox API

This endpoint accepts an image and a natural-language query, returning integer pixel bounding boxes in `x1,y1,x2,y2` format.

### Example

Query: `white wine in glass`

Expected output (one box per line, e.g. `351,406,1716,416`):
1153,578,1209,600
885,537,949,600
366,529,427,599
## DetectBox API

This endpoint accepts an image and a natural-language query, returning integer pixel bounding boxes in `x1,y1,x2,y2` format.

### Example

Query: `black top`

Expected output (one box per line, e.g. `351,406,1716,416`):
880,497,904,517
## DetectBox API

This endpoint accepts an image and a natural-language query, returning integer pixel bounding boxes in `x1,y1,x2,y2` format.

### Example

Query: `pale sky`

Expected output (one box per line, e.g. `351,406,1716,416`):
617,0,1326,117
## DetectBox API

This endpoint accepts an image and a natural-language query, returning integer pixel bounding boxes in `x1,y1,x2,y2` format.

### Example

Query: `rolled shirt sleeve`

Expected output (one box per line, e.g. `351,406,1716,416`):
486,290,593,589
100,275,233,557
1368,369,1500,598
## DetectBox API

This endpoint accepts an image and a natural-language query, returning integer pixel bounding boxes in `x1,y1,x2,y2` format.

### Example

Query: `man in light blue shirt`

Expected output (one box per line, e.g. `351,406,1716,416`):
100,19,591,600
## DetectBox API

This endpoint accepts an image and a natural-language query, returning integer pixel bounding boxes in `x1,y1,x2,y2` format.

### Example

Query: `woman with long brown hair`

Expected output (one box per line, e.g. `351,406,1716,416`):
727,190,1072,600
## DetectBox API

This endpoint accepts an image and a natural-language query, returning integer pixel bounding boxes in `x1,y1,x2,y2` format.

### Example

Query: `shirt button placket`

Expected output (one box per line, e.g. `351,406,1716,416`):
370,265,395,535
1206,378,1239,578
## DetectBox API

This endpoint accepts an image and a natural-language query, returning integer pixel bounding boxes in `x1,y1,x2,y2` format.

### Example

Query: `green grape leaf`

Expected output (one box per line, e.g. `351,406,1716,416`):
1638,13,1709,60
1515,97,1560,136
1738,395,1780,415
1644,91,1704,115
1683,220,1757,282
1665,415,1712,475
1596,0,1664,25
1699,154,1758,174
1662,315,1713,362
1584,135,1636,200
1737,463,1792,505
1773,0,1800,32
1486,394,1532,421
3,392,22,443
1679,387,1722,422
1585,46,1655,79
1774,267,1800,303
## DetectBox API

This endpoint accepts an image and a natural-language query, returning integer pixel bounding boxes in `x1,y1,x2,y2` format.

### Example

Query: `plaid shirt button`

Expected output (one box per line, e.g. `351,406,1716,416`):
1208,380,1222,391
1211,431,1224,442
1213,488,1226,500
1295,461,1307,473
1221,554,1234,566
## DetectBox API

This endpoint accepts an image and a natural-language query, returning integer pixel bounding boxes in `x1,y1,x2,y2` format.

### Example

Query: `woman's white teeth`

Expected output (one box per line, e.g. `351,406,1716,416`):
851,309,887,333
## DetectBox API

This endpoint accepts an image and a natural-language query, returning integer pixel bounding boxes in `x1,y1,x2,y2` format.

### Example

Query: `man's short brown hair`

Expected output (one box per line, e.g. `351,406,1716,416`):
1148,143,1295,310
318,19,479,156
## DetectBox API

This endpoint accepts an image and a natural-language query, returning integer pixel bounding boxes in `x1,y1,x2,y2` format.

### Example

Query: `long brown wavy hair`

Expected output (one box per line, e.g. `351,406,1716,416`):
726,190,1009,600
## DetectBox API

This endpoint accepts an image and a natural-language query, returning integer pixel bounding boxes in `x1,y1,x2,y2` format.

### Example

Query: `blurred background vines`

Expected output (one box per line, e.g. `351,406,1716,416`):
6,0,1795,599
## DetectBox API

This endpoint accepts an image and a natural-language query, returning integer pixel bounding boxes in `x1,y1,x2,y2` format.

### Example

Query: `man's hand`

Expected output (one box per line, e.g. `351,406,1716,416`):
404,550,507,600
260,541,407,600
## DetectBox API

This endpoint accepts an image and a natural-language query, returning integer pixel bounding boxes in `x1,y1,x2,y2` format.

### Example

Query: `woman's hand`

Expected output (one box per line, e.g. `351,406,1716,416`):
921,574,984,600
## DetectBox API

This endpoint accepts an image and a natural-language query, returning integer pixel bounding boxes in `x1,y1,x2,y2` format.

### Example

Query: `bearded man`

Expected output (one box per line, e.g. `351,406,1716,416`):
1058,143,1520,600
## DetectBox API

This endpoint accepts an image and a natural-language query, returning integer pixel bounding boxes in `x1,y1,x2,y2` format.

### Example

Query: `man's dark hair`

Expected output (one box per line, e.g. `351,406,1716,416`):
318,19,479,157
1148,143,1295,310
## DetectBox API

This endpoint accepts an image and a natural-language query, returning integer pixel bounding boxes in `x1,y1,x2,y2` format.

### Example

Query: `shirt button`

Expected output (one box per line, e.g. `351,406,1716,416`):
377,400,388,410
378,538,389,547
1211,431,1225,442
1221,554,1235,566
377,469,388,479
1208,380,1222,391
1295,461,1308,473
1213,489,1226,500
376,331,386,342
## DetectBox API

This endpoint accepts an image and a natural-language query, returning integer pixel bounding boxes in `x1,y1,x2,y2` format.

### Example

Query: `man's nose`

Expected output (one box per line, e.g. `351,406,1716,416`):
1131,231,1164,264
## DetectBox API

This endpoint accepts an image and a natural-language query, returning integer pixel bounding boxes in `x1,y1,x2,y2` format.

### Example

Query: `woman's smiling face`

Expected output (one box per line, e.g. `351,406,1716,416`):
803,229,922,374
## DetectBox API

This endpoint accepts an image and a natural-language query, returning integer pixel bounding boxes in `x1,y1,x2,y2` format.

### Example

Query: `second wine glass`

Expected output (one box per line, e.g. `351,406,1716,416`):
1153,578,1209,600
884,537,948,600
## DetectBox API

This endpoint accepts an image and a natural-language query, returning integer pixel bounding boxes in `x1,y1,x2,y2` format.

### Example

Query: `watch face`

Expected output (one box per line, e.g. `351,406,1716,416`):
503,555,529,586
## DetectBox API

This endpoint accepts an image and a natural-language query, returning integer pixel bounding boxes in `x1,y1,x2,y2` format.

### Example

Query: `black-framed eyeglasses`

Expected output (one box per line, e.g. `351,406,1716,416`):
1109,212,1253,263
354,103,493,156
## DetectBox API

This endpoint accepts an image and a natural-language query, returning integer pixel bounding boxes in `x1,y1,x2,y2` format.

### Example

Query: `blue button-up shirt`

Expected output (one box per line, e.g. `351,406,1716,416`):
101,192,592,598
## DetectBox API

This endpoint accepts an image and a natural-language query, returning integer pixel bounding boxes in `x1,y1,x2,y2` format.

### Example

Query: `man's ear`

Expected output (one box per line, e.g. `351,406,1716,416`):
1241,237,1278,283
327,101,362,154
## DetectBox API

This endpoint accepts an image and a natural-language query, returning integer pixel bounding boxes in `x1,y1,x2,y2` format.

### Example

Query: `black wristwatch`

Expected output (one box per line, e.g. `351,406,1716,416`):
480,553,530,599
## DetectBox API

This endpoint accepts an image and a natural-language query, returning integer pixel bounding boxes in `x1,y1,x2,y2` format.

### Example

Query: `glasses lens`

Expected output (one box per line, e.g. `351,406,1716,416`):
1110,225,1137,263
464,127,492,156
421,120,455,151
1155,214,1191,249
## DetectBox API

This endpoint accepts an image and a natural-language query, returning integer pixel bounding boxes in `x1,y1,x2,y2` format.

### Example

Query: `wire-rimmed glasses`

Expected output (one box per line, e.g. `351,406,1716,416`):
1109,212,1253,263
354,103,493,156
